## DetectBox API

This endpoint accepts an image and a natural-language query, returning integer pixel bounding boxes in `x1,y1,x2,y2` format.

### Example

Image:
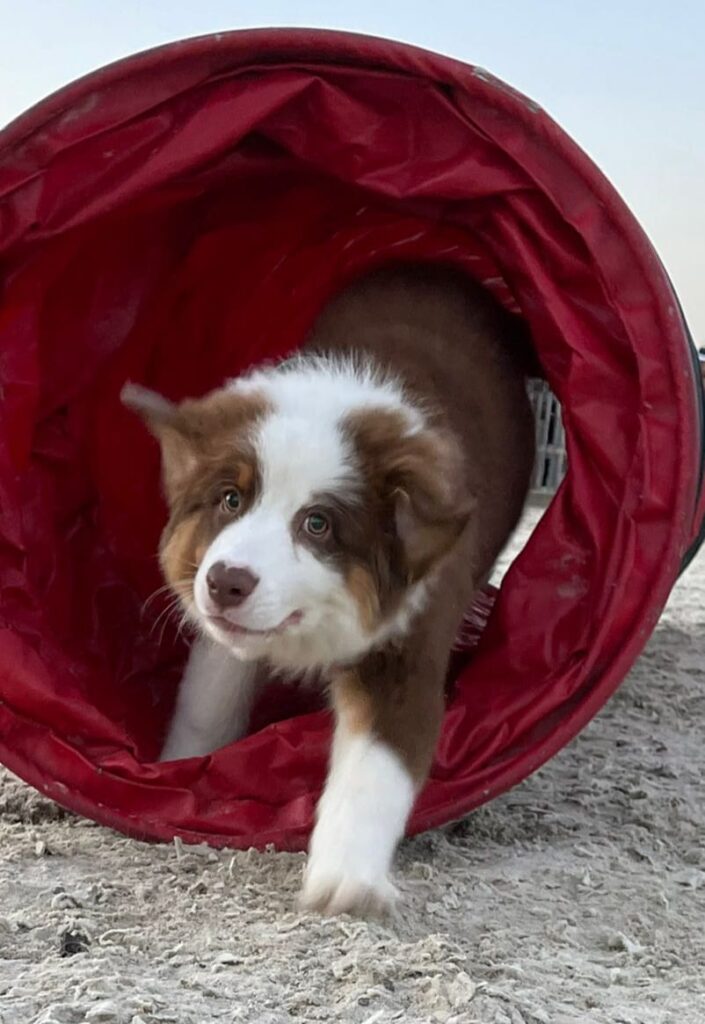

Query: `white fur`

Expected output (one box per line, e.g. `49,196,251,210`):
301,727,415,915
233,354,424,435
160,636,259,761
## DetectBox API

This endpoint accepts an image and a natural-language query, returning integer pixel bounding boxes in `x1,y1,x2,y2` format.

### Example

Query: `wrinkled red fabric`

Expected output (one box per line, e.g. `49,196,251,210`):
0,29,701,850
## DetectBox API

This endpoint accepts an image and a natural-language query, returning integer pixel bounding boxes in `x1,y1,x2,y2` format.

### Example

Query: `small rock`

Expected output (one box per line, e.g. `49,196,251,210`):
215,951,241,965
85,999,122,1022
673,868,705,889
59,929,90,957
51,892,81,910
606,931,645,955
447,970,478,1008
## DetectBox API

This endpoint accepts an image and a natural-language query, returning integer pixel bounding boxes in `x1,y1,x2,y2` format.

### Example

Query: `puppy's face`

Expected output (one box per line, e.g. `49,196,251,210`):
123,375,472,668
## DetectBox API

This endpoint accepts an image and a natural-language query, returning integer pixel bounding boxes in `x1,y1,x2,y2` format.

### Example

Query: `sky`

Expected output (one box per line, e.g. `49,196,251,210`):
1,0,703,339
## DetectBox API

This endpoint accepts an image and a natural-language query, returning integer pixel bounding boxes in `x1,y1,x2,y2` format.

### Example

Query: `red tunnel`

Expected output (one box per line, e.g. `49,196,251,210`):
0,28,702,849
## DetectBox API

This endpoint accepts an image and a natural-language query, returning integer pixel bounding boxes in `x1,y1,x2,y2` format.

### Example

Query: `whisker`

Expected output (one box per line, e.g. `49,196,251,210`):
174,609,193,642
142,578,192,607
149,595,188,642
139,574,197,644
141,582,179,616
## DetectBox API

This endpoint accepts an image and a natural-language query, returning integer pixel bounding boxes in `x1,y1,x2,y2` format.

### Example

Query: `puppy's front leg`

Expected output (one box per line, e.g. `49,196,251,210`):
300,647,445,916
160,635,260,762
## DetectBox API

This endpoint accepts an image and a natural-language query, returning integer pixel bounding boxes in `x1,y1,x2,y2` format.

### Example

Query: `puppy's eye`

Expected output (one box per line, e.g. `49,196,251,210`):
304,512,330,537
221,488,242,514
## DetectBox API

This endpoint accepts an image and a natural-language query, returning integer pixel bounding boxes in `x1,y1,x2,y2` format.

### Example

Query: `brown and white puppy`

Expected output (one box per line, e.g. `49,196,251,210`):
123,264,535,917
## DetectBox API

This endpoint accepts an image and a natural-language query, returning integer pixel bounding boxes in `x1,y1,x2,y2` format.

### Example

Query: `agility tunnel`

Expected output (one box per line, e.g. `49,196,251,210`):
0,29,702,849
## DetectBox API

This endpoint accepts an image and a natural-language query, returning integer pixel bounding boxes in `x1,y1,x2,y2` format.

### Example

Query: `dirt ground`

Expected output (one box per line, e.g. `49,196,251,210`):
1,508,704,1024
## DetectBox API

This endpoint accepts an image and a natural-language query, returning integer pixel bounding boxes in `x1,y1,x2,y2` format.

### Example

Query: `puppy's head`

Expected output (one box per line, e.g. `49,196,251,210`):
123,374,473,668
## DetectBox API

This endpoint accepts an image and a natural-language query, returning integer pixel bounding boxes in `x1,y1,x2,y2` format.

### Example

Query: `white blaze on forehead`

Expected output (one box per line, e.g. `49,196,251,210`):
254,410,353,512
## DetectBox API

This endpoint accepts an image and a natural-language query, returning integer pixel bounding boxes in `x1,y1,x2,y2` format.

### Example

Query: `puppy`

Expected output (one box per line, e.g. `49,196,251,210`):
123,264,535,916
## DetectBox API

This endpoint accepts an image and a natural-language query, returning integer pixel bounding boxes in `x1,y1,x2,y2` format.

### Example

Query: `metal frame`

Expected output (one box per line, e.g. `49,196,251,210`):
528,379,567,495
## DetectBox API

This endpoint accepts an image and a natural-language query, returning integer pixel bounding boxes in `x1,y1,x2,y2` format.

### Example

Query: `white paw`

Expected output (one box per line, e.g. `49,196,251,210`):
299,861,398,918
298,734,414,917
299,792,402,919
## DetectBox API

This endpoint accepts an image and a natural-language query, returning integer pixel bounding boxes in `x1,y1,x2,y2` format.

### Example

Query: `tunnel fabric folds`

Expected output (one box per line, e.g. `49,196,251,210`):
0,29,701,849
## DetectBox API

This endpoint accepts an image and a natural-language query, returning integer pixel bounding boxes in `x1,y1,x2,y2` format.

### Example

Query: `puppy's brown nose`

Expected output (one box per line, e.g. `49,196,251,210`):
206,562,259,608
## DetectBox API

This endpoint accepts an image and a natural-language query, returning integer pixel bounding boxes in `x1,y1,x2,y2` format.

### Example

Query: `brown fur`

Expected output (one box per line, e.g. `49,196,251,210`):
122,384,270,597
305,263,535,781
345,566,381,632
334,669,374,735
344,407,475,582
330,634,448,784
292,487,403,627
160,513,203,594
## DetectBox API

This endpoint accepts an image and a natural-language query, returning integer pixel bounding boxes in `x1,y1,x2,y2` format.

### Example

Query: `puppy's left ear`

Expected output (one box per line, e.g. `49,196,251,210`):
390,430,476,582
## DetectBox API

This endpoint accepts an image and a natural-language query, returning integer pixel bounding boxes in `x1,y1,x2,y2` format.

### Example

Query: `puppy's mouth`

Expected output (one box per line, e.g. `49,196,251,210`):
207,609,303,639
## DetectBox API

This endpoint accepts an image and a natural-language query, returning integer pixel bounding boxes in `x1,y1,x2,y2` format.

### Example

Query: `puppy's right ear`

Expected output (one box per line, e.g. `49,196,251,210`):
121,383,199,504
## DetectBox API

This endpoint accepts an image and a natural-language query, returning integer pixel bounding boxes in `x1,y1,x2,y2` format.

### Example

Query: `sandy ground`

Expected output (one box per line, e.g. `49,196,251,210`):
1,507,704,1024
